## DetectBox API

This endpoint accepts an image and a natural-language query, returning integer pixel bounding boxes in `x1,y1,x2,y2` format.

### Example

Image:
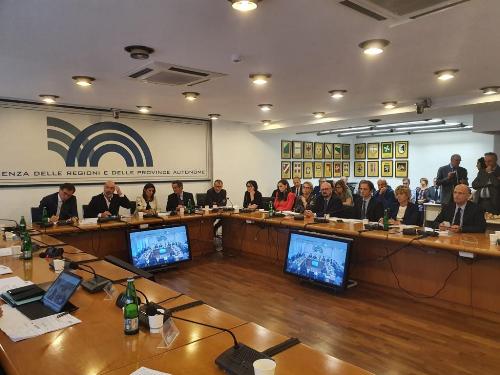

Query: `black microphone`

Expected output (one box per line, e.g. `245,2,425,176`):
226,196,234,208
68,262,110,293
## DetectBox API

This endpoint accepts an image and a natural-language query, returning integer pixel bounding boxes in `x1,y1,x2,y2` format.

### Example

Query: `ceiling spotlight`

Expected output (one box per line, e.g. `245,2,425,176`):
481,86,500,95
249,73,271,85
209,114,221,120
261,120,271,125
229,0,260,12
435,69,458,81
329,90,347,99
124,45,155,60
137,106,151,113
39,95,59,104
313,112,325,119
258,104,273,111
72,76,95,87
358,39,390,55
183,92,200,101
382,101,397,109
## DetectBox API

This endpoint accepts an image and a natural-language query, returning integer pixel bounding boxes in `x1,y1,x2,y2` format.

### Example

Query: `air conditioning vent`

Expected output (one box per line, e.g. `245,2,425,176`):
339,0,471,25
126,62,226,86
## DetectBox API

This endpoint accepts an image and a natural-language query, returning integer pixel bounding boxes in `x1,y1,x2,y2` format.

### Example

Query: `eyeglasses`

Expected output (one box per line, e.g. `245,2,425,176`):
246,185,252,188
214,185,223,188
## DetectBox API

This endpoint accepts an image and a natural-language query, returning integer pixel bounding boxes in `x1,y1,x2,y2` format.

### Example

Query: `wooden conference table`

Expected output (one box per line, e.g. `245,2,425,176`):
0,234,372,375
27,210,500,320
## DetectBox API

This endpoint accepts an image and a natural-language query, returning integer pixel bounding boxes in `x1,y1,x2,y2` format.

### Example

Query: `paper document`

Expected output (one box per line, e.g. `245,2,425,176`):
0,304,81,342
0,265,13,275
130,367,171,375
0,247,13,257
80,218,98,225
0,276,32,294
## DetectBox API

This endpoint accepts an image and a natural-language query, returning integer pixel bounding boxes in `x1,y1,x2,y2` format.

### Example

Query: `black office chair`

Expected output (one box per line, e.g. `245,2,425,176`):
31,207,42,223
196,193,207,207
347,183,357,194
82,204,91,219
129,201,136,215
261,197,273,210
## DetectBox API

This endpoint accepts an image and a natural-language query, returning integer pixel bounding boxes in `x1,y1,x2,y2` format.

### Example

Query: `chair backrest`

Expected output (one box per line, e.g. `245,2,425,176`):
31,207,42,223
347,182,357,194
129,201,136,215
82,204,91,219
196,193,207,207
261,196,273,209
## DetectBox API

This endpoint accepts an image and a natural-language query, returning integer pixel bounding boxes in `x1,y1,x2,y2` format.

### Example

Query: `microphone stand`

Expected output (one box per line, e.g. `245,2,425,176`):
69,262,110,293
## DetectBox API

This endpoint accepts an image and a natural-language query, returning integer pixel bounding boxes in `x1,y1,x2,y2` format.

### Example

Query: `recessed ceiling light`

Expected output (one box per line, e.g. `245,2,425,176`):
72,76,95,87
137,106,151,113
435,69,458,81
382,101,397,109
258,104,273,111
249,73,271,85
481,86,500,95
358,39,390,55
182,92,200,101
261,120,271,125
329,90,347,99
313,112,325,119
39,95,59,104
209,114,221,120
124,45,155,60
229,0,260,12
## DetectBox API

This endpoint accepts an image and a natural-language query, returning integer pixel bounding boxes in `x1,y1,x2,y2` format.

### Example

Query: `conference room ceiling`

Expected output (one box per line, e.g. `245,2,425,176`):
0,0,499,133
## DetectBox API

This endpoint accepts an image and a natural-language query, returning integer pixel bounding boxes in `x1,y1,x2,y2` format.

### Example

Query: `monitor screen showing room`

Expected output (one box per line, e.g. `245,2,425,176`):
284,231,352,289
128,225,192,271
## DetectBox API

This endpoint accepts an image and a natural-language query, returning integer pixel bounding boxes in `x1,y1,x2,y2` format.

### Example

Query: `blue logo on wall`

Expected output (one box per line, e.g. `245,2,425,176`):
46,117,154,167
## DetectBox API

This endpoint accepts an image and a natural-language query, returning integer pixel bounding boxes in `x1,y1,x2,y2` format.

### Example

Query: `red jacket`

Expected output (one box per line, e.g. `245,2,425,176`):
273,191,296,211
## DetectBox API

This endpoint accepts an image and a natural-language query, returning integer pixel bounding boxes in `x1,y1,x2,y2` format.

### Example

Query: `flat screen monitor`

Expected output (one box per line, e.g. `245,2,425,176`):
127,224,192,271
283,231,352,290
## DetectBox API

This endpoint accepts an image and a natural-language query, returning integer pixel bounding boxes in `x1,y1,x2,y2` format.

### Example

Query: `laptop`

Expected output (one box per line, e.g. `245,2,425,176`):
16,271,82,320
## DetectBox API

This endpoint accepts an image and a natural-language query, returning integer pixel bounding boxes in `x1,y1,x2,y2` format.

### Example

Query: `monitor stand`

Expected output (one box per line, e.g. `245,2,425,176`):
149,265,178,274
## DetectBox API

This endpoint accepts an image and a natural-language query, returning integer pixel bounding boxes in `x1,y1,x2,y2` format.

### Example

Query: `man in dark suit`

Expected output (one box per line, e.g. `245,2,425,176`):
306,181,343,218
166,180,194,211
374,179,397,209
428,178,441,203
436,154,468,206
352,180,384,222
205,179,227,207
291,177,303,197
87,180,130,218
432,184,486,233
39,183,78,222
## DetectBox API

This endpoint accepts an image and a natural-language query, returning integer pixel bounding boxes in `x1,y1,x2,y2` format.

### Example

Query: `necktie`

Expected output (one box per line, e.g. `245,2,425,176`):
362,200,367,219
146,201,151,210
56,200,62,216
453,207,462,226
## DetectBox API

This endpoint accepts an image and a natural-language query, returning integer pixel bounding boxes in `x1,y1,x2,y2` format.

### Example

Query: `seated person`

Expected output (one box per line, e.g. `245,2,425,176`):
388,185,420,225
243,180,262,209
136,183,158,213
334,179,353,206
313,178,327,196
39,183,78,222
87,180,130,218
291,177,303,196
374,179,397,209
273,179,296,212
306,181,343,218
432,184,486,233
353,180,384,222
166,180,194,211
206,179,227,207
294,181,316,213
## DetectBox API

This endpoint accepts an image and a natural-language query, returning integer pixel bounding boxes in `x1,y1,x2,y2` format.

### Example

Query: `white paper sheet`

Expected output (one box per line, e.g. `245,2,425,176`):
0,276,32,294
130,367,171,375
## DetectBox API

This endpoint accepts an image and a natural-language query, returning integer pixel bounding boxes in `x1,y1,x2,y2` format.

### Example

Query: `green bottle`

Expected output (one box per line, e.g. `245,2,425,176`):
19,216,27,233
123,278,139,335
22,232,33,260
41,207,49,225
383,209,389,231
268,200,274,217
186,199,194,214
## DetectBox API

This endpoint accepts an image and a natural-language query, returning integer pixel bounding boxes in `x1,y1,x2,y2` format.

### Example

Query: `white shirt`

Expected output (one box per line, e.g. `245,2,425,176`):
56,194,63,216
396,205,407,221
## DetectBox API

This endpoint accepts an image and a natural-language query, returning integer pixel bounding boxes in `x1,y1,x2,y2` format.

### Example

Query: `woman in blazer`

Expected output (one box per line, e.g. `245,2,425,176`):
243,180,263,209
136,183,159,213
389,185,420,225
273,179,296,211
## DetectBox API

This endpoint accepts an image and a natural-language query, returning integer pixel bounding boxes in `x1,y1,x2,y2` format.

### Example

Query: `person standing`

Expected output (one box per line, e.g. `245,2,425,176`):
472,152,500,214
291,177,303,196
415,178,430,213
436,154,468,206
428,178,441,203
